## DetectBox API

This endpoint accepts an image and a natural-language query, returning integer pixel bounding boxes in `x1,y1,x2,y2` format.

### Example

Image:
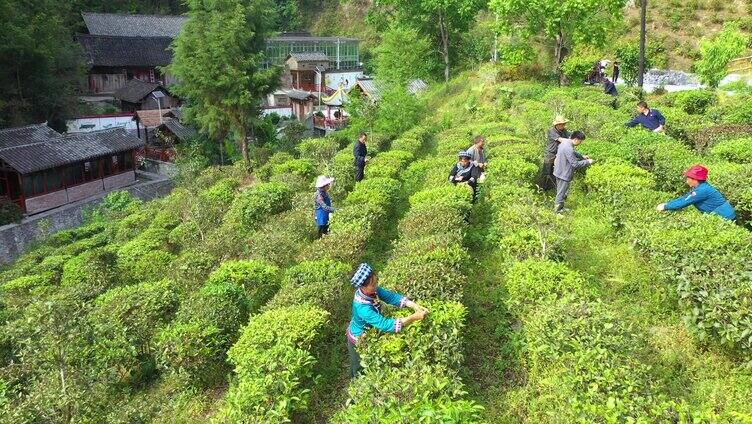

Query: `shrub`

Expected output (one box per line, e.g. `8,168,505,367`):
673,90,717,115
707,138,752,164
1,273,56,317
61,248,119,301
344,177,402,212
695,23,747,88
89,280,179,385
265,259,350,311
398,203,466,241
170,249,218,291
296,137,340,166
380,243,469,302
585,162,656,203
364,150,414,179
560,47,601,85
223,182,293,232
484,156,538,186
400,156,456,194
116,227,171,269
330,148,356,199
332,363,484,424
155,280,250,388
130,250,176,284
504,260,596,314
409,185,473,218
255,152,294,181
214,305,330,423
245,209,316,266
206,260,281,313
271,158,316,180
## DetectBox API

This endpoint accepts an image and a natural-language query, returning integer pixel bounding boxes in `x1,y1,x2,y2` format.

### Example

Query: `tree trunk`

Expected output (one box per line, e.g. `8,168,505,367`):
555,30,565,86
438,12,451,82
238,127,249,168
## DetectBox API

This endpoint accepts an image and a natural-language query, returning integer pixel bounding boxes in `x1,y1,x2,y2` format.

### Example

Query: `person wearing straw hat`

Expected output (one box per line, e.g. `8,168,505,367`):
656,165,736,221
347,263,428,378
537,115,577,191
449,150,482,200
313,175,335,237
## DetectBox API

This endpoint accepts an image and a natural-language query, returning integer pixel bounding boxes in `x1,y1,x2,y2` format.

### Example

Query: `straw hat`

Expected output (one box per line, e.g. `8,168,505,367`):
552,115,569,126
315,175,335,188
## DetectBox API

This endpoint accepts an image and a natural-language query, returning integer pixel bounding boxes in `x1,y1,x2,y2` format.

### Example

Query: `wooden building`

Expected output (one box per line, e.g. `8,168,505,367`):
0,124,142,214
114,79,178,112
285,52,330,92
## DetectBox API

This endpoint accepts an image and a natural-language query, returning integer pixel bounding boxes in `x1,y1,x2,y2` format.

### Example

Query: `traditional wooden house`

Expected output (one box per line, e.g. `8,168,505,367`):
76,12,185,94
283,89,318,123
0,124,142,214
284,52,329,92
132,109,178,142
114,79,178,112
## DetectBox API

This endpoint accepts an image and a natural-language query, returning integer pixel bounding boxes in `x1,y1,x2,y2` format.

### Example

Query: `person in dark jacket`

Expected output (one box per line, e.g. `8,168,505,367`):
353,132,368,182
347,263,427,378
313,175,335,237
612,60,621,82
626,101,666,132
449,151,482,200
553,131,594,214
656,165,736,221
537,115,571,191
602,77,618,96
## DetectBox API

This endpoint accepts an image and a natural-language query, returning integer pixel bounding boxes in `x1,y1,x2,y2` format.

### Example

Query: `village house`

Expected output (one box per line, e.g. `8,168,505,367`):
114,79,178,112
0,124,142,214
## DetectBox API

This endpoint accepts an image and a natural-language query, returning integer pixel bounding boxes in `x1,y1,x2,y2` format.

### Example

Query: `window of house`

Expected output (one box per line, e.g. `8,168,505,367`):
123,151,133,170
44,169,62,191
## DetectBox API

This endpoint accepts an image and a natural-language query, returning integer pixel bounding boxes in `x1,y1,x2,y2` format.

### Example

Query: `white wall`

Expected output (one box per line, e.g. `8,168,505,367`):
325,71,363,91
67,115,136,133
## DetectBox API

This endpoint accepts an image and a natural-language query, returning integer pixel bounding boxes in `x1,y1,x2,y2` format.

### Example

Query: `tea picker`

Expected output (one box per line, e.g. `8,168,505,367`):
313,175,335,237
346,263,428,378
656,165,736,221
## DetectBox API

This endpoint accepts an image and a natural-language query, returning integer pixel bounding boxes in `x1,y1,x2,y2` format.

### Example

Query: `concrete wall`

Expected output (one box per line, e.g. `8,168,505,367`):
0,175,173,264
103,171,136,190
25,190,68,214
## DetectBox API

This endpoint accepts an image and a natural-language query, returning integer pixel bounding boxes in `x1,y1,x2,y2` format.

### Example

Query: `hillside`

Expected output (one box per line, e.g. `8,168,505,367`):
2,64,752,422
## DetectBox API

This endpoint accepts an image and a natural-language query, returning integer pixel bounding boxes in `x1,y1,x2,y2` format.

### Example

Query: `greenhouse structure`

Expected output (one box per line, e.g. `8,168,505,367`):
265,34,361,70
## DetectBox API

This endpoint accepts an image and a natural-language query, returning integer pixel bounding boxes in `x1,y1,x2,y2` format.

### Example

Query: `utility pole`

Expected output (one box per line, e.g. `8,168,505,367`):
638,0,647,88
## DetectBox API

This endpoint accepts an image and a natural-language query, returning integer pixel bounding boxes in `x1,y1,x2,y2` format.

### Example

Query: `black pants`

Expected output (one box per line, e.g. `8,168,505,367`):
317,224,329,238
354,165,365,182
347,338,362,378
536,156,556,191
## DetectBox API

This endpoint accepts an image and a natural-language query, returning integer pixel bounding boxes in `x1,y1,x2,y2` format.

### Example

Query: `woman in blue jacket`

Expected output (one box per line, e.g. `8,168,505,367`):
656,165,736,221
347,263,427,378
313,175,335,237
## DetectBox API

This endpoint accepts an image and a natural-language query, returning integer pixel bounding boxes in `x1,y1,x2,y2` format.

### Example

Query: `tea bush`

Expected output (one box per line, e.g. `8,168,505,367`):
223,182,293,232
707,138,752,164
364,149,414,179
214,305,329,423
206,260,280,313
673,90,717,115
504,260,597,313
264,259,350,311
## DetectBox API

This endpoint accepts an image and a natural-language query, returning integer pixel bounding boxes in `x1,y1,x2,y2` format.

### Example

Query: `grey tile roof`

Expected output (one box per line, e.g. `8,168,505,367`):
288,52,329,62
82,12,188,38
407,79,428,94
283,88,316,100
270,35,359,43
114,79,163,103
76,35,173,67
161,119,196,141
0,123,62,149
0,127,143,174
354,79,380,101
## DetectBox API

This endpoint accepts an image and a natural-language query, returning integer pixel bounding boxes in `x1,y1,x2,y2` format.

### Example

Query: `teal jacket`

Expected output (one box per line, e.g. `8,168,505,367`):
666,181,736,221
347,287,408,343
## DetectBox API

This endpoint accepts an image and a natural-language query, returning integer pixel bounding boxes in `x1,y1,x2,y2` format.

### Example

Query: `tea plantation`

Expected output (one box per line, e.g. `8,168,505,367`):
2,69,752,423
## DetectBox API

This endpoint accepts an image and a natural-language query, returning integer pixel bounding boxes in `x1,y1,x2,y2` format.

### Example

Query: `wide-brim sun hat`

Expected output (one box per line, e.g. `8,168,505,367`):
458,151,472,159
315,175,335,188
684,165,708,181
552,115,569,126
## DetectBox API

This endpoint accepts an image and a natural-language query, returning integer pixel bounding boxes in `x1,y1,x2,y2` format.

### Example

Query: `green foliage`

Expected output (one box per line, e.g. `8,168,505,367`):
61,248,119,300
409,185,474,218
265,259,350,311
0,200,23,226
504,260,596,314
296,137,340,167
673,90,717,115
365,149,414,179
615,41,656,87
374,25,437,86
89,280,179,385
695,23,748,88
373,86,426,139
560,47,601,85
206,260,280,313
214,305,329,422
345,177,402,212
169,0,281,164
0,0,84,129
708,138,752,164
224,182,293,232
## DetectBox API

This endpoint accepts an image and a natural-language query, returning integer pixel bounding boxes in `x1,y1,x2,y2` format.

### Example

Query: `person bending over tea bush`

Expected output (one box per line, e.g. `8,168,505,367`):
313,175,335,237
625,101,666,133
347,262,428,378
656,165,736,221
449,151,482,200
554,131,594,214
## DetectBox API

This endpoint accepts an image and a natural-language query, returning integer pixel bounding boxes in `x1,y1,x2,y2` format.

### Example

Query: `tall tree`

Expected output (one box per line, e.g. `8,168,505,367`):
695,23,748,89
169,0,281,167
374,0,483,81
374,25,437,86
0,0,84,130
490,0,626,83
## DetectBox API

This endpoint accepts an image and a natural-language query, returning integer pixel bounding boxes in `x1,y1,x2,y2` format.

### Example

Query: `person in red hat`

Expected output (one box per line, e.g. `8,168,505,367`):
656,165,736,221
